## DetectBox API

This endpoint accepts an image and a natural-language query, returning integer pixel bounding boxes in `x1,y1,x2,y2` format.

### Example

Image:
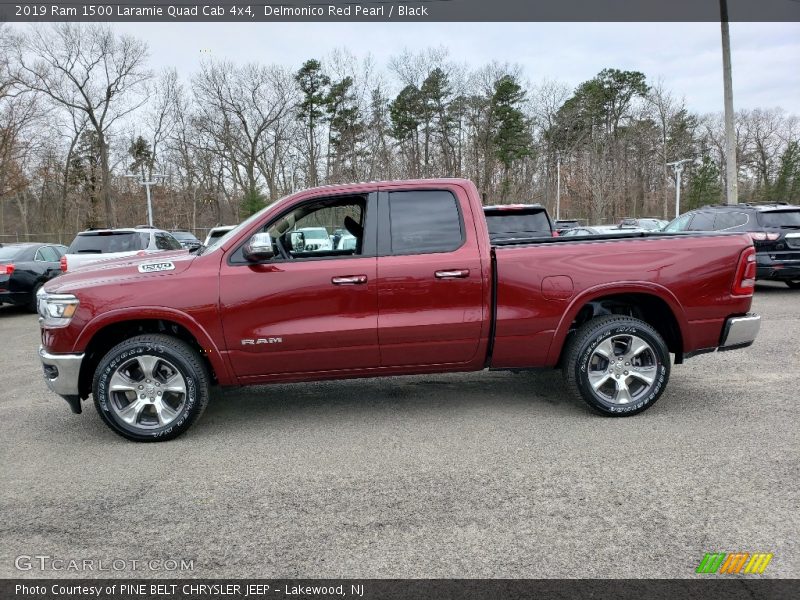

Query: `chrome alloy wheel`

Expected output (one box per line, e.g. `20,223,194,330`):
586,334,658,405
107,355,187,429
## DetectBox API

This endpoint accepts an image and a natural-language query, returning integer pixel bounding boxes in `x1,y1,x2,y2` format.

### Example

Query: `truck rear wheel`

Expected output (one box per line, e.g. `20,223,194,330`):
92,334,210,442
562,316,670,416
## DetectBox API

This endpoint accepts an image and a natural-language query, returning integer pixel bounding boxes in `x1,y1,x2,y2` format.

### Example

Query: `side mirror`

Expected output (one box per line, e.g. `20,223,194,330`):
289,231,306,252
243,232,275,262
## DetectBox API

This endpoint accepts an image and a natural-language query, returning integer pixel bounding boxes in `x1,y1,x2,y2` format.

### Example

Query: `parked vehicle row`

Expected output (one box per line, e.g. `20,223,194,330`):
0,243,68,311
664,203,800,288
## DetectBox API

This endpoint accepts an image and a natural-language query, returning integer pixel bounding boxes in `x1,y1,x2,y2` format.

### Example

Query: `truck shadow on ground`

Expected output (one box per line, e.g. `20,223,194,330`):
195,368,588,434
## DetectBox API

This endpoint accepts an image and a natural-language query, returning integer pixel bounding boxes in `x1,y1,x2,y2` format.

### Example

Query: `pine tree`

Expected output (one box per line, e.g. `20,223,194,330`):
491,75,531,200
295,59,330,186
687,155,722,209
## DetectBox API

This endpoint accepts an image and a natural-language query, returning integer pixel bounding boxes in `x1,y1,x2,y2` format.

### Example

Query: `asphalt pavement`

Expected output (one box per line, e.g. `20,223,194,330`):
0,282,797,578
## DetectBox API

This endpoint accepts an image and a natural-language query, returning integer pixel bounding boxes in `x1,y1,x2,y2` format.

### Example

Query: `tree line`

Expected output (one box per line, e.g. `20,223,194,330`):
1,23,799,241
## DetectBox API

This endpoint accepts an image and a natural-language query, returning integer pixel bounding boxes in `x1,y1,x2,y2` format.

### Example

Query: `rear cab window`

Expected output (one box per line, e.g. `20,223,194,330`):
68,232,148,254
388,190,463,255
484,208,552,240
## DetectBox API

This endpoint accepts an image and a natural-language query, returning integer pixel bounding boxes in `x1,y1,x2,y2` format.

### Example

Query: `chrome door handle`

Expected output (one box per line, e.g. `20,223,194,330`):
332,275,368,285
435,269,470,279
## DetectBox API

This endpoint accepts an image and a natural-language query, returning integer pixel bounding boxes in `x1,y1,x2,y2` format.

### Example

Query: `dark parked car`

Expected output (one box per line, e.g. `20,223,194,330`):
483,204,555,242
664,203,800,288
0,243,67,311
170,230,202,251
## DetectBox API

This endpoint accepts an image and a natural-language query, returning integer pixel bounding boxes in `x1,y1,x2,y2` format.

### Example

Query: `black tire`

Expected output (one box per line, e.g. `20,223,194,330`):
93,334,210,442
785,280,800,290
28,282,43,313
562,315,670,416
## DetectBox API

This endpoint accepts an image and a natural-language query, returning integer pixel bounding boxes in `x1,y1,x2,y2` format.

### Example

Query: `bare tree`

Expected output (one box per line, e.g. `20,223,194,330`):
193,60,296,216
10,23,150,227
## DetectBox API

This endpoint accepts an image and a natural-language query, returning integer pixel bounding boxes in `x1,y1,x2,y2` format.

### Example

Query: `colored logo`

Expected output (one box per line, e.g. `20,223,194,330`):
696,552,773,574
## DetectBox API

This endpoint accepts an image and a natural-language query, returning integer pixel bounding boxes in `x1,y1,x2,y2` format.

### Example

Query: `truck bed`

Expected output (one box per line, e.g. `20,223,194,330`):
489,230,754,369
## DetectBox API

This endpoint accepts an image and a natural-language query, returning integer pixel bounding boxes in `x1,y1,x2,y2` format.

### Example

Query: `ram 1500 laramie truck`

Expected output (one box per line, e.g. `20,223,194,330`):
37,178,761,441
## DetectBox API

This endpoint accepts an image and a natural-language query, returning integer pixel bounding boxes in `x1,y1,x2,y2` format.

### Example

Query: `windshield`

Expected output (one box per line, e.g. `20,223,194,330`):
68,232,148,254
0,246,25,260
299,228,328,240
204,196,287,253
171,232,197,241
759,210,800,228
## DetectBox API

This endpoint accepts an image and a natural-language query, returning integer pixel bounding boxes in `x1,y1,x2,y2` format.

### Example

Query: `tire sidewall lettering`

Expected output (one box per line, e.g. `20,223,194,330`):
575,322,667,414
96,341,201,439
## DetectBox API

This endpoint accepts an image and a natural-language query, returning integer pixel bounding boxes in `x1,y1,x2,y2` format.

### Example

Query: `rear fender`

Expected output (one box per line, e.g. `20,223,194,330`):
545,282,688,366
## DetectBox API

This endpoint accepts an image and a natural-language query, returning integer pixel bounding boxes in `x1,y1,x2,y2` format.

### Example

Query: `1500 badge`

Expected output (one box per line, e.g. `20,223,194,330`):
138,262,176,273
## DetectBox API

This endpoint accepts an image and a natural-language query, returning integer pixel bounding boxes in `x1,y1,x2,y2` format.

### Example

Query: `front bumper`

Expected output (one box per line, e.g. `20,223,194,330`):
719,314,761,351
38,346,84,413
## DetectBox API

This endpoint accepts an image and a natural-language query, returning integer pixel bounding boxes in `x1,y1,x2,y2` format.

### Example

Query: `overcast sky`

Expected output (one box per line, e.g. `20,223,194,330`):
115,21,800,115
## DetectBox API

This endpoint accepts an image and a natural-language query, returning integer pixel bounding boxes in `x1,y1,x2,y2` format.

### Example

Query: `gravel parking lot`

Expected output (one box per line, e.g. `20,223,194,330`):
1,283,797,579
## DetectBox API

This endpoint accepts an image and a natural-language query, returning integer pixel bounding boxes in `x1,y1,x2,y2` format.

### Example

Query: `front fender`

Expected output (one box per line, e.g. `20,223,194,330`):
74,306,236,385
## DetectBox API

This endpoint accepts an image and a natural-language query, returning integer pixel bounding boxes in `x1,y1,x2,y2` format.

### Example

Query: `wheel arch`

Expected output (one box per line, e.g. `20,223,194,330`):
76,308,233,399
548,284,687,367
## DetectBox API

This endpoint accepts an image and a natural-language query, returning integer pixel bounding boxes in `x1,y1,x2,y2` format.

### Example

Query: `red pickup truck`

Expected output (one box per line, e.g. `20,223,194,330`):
37,178,761,441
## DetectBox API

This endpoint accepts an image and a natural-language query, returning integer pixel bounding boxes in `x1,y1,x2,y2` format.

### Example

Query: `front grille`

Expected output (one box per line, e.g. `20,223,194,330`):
785,234,800,249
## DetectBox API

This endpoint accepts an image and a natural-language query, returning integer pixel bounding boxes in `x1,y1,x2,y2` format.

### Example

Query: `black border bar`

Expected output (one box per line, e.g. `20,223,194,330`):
1,0,800,23
3,579,800,600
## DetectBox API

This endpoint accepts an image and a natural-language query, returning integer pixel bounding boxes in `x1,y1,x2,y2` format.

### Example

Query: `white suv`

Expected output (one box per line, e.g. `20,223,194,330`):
62,227,184,272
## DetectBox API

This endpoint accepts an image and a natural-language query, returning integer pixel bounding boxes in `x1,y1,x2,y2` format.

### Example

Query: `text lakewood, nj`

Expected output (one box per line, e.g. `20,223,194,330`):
19,4,430,19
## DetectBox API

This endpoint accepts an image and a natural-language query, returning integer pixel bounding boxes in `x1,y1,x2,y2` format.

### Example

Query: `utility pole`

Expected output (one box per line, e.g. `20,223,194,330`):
125,174,166,227
720,0,738,204
556,155,561,221
667,159,692,218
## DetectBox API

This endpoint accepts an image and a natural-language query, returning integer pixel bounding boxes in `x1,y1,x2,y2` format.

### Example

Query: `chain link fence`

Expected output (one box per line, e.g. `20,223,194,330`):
0,233,77,245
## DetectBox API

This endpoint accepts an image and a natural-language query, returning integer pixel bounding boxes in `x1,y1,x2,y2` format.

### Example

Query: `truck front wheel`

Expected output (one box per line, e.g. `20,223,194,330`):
562,316,670,416
92,334,210,442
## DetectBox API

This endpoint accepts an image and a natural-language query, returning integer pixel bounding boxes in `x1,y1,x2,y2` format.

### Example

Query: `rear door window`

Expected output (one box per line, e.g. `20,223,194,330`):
388,190,463,255
35,246,59,262
687,212,715,231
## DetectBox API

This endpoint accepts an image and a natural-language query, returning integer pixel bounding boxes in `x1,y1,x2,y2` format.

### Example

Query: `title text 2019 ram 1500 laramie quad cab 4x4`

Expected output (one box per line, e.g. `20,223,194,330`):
37,179,761,441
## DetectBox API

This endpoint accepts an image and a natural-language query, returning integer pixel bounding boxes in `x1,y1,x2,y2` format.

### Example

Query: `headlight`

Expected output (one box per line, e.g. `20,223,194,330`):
37,290,79,328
